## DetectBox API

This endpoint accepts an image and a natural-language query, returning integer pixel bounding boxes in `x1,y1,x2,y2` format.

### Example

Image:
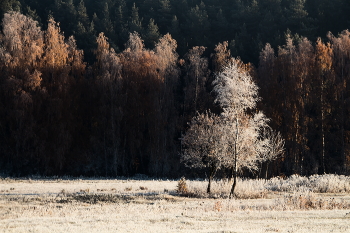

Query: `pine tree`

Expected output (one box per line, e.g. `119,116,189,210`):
157,0,172,30
0,0,21,18
144,18,160,48
185,2,210,47
77,0,89,28
128,3,143,34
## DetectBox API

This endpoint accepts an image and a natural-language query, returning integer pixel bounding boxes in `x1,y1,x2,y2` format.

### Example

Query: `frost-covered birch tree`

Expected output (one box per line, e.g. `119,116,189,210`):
180,111,227,193
212,59,283,197
260,126,285,178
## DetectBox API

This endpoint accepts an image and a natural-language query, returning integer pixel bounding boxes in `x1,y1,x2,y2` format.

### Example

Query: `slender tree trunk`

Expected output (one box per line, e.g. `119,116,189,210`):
341,57,345,174
207,164,217,194
321,79,326,174
229,118,238,199
111,92,118,177
194,68,199,112
207,176,212,194
265,161,270,179
229,162,237,199
294,117,300,174
104,133,108,176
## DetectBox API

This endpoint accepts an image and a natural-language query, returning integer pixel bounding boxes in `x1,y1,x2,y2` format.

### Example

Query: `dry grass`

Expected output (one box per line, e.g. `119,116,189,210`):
0,175,350,232
276,191,350,210
176,177,189,195
266,174,350,193
182,174,350,200
184,178,267,199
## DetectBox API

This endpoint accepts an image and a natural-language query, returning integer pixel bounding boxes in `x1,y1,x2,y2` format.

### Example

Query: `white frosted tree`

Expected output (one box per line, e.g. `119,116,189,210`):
212,59,283,197
260,126,285,179
181,59,284,197
180,111,227,193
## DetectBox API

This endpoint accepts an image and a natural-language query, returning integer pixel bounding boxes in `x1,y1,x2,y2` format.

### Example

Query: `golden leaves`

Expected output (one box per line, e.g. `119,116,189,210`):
316,38,333,73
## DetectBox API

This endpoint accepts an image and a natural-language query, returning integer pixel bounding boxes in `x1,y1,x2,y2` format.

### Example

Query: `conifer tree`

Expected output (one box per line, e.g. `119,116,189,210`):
128,3,143,34
144,18,160,48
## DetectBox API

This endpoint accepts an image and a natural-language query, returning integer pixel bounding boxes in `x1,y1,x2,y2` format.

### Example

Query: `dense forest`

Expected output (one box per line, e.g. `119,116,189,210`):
1,0,350,177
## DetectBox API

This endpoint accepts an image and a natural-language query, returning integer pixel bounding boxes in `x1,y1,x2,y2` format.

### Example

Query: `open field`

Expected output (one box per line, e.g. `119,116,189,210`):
1,175,350,232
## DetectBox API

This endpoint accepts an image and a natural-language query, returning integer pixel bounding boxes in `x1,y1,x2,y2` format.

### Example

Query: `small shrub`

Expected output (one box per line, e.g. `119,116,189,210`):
60,189,66,195
139,186,148,190
214,201,222,211
125,187,132,191
177,177,188,195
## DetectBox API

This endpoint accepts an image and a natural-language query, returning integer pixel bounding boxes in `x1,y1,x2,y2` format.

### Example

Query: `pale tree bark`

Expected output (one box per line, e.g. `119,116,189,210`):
213,60,283,198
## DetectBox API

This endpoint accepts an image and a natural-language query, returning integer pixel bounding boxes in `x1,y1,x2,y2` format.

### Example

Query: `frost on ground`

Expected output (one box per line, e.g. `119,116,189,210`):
0,175,350,233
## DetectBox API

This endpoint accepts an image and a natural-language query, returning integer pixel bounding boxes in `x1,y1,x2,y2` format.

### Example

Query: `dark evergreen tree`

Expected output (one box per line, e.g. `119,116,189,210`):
144,18,160,48
184,2,211,48
128,3,143,34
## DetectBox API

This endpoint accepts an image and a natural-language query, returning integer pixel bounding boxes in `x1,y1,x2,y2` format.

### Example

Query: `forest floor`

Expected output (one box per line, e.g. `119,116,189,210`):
0,177,350,232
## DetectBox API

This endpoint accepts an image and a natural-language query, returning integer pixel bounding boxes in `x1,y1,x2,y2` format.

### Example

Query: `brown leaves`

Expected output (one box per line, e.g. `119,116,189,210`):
212,41,231,72
315,38,333,73
24,69,42,91
1,11,44,70
42,18,69,70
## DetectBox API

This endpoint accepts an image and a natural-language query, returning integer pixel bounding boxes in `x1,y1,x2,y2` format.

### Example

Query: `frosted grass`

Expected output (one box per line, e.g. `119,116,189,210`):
185,174,350,198
265,174,350,193
1,174,350,232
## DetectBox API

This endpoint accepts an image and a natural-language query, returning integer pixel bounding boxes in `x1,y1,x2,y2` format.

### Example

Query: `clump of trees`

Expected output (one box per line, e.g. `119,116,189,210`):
181,60,284,196
2,0,350,64
181,111,227,194
1,10,350,180
0,12,86,175
0,12,182,176
258,32,350,176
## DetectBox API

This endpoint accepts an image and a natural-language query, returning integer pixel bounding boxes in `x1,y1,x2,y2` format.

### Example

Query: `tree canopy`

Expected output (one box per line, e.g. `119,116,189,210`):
1,2,350,178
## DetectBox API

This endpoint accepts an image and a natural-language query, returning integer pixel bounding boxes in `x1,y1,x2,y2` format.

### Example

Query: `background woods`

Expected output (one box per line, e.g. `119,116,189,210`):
1,1,350,178
2,0,350,64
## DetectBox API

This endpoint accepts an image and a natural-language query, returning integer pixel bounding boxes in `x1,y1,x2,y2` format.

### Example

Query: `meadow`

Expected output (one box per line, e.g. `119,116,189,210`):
1,174,350,232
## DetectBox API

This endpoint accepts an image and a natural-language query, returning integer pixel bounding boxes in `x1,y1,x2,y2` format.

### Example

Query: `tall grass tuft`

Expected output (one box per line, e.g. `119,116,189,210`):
177,177,188,195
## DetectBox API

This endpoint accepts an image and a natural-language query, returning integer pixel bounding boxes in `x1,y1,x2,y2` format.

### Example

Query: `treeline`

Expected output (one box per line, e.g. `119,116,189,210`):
259,33,350,176
1,0,350,64
0,12,214,176
1,8,350,177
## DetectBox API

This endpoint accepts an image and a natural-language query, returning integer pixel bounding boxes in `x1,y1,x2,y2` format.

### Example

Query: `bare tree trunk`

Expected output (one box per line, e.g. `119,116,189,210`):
229,118,238,198
229,163,237,199
111,95,118,177
207,164,217,194
207,176,212,194
265,161,270,179
104,133,108,176
194,68,199,113
321,79,326,174
341,57,345,174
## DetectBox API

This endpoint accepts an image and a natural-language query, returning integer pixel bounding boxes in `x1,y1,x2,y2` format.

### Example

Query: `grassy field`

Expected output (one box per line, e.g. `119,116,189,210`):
1,175,350,232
